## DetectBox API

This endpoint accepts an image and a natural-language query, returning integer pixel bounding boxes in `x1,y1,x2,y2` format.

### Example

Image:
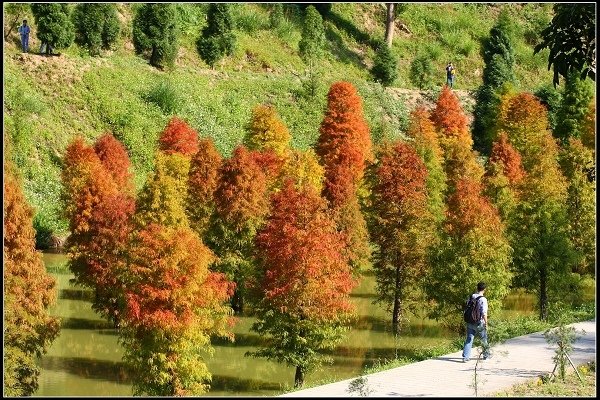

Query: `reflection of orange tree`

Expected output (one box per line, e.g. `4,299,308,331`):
249,180,357,388
4,160,61,396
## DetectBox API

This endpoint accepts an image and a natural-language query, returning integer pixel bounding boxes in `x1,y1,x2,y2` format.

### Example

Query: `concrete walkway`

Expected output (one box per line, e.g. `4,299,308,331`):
281,319,596,397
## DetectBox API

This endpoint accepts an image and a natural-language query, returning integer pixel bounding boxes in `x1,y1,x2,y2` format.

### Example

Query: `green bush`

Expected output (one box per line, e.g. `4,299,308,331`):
72,3,120,56
143,79,180,115
269,3,284,28
298,5,326,65
534,83,563,131
371,44,398,87
410,54,435,90
31,3,75,53
132,4,179,69
232,5,268,33
197,4,235,67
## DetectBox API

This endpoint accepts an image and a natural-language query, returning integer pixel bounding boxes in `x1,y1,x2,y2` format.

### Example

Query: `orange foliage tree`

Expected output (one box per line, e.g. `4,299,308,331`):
208,145,272,313
497,92,574,320
187,138,223,236
62,135,135,325
4,161,60,396
367,141,434,334
483,132,526,221
315,81,373,271
249,180,356,388
158,116,200,157
244,103,291,157
430,86,483,191
425,177,512,330
120,223,234,396
406,107,446,224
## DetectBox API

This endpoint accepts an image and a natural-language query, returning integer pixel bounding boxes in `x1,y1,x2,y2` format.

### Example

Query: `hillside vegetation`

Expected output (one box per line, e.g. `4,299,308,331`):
3,3,556,246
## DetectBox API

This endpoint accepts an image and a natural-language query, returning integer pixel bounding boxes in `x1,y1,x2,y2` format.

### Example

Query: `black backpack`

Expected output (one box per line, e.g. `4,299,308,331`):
463,295,483,324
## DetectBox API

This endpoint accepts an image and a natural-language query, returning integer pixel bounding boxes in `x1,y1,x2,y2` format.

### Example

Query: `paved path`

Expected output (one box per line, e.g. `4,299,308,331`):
281,319,596,397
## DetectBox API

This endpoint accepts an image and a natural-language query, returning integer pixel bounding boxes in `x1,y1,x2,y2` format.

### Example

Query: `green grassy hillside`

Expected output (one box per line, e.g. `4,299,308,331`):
3,3,556,246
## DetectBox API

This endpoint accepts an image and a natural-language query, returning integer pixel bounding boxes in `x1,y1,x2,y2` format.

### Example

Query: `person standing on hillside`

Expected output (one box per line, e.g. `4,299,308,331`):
462,281,490,362
18,19,30,53
446,62,456,88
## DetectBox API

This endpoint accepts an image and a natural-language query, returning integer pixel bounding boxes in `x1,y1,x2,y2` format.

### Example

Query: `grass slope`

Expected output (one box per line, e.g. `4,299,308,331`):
3,3,555,245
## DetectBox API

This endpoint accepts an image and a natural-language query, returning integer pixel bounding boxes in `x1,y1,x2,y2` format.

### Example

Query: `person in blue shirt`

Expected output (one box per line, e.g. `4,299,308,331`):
462,281,490,362
18,19,30,53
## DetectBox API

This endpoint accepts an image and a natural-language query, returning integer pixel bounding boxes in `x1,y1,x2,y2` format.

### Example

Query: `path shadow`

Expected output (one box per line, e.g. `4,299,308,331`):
434,356,465,363
39,355,131,383
483,367,547,378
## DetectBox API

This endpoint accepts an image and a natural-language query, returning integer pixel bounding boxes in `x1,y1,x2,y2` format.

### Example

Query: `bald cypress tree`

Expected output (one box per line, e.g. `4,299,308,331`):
196,3,235,68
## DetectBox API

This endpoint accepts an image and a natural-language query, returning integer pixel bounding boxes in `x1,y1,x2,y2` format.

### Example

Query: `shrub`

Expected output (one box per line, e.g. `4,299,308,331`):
196,4,235,68
143,79,180,115
132,4,179,69
72,3,120,56
298,5,326,65
410,54,434,90
30,3,75,53
371,43,398,87
269,3,284,28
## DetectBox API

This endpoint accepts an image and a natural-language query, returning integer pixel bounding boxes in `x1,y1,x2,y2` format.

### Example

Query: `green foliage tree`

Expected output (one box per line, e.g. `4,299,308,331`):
269,3,284,28
534,83,563,132
472,9,517,153
4,161,60,396
554,69,594,143
534,3,595,86
371,42,398,87
196,3,235,68
558,139,595,276
132,3,179,69
30,3,75,54
298,5,325,64
409,54,434,90
72,3,120,56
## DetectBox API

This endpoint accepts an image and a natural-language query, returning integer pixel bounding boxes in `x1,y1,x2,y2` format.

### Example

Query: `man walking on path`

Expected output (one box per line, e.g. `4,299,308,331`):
18,19,30,53
462,281,489,362
446,62,455,88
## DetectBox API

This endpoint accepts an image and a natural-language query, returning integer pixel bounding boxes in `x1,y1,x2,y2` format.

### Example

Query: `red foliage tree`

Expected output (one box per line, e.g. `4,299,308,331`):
94,133,134,192
250,180,356,387
121,223,235,395
209,145,272,313
158,116,200,157
62,135,135,325
4,161,60,396
368,141,433,333
316,81,373,207
487,132,526,187
187,138,223,235
430,86,483,190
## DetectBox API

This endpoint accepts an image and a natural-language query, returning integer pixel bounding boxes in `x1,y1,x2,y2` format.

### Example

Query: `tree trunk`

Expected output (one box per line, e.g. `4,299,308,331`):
384,3,395,48
294,365,305,388
392,264,402,335
231,285,244,314
540,266,548,321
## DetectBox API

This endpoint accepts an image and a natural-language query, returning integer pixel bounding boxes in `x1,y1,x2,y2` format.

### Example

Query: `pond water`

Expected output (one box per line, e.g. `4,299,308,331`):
36,253,537,396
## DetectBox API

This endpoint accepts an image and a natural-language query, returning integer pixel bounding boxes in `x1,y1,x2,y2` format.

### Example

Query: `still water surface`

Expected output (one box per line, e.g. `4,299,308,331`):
36,253,536,396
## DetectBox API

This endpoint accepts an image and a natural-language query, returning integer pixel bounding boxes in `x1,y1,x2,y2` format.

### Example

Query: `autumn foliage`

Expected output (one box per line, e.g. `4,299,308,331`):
431,85,470,143
4,162,60,396
280,148,324,193
62,135,135,324
487,132,526,187
244,103,291,157
368,141,433,331
250,180,356,387
187,138,222,235
121,223,234,396
316,81,373,207
158,116,200,157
